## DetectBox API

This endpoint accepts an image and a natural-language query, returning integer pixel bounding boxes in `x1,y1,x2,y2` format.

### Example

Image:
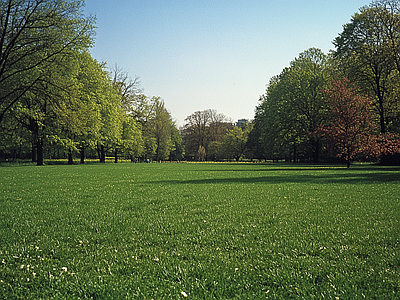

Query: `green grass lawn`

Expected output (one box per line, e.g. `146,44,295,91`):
0,162,399,299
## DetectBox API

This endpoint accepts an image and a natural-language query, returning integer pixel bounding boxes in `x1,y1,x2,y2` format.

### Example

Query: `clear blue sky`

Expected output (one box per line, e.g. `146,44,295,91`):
83,0,368,126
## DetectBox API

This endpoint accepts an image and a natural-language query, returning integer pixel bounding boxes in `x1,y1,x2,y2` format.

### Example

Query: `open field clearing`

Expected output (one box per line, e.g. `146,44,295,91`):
0,163,399,299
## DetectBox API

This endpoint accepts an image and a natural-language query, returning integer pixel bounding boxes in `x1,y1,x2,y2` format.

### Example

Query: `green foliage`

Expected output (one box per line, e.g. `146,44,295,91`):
121,116,144,160
196,145,206,161
0,163,399,298
220,126,248,161
252,48,329,162
332,5,399,134
0,0,95,124
183,110,232,160
145,98,173,161
169,125,185,161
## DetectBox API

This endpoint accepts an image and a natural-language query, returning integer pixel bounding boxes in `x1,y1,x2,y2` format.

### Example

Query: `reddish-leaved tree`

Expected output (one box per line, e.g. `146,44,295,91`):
317,78,400,168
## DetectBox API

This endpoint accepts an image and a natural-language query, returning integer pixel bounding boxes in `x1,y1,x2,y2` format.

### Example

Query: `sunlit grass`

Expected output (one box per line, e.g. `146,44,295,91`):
0,163,399,299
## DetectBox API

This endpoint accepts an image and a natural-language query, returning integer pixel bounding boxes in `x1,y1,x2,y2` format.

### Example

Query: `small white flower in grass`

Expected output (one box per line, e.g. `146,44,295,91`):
62,267,67,272
20,265,24,269
235,268,239,272
181,291,188,297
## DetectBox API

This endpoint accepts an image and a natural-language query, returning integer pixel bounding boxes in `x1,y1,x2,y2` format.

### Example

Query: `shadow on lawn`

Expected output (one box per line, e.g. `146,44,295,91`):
143,167,400,185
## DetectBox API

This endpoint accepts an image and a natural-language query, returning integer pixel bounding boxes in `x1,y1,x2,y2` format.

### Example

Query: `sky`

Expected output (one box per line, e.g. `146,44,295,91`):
83,0,369,127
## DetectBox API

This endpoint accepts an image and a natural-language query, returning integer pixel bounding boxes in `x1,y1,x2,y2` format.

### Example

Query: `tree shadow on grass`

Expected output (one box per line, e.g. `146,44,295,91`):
142,166,400,185
187,163,400,173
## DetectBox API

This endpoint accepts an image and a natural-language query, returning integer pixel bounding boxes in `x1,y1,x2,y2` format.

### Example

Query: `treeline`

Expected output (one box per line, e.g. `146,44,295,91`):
248,1,400,166
1,0,400,166
0,0,184,165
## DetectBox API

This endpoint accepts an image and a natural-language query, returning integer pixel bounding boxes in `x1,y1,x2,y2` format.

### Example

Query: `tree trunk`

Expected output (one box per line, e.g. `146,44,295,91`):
68,149,73,165
31,141,37,163
376,76,386,134
37,138,44,166
100,144,106,163
97,143,101,161
293,143,297,163
30,118,39,162
312,138,320,163
114,148,118,163
346,151,351,168
80,146,85,164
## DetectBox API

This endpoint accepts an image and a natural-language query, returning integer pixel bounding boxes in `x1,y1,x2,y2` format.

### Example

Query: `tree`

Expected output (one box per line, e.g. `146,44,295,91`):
145,97,173,161
250,76,284,161
97,81,124,163
128,94,154,125
207,140,221,161
120,115,144,162
281,48,329,162
110,64,142,113
317,78,400,168
137,96,175,161
9,48,84,165
220,125,250,161
182,109,232,160
196,145,206,161
0,0,95,125
370,0,400,74
245,119,264,160
108,66,145,163
251,48,329,162
169,125,184,161
72,51,107,164
332,5,397,134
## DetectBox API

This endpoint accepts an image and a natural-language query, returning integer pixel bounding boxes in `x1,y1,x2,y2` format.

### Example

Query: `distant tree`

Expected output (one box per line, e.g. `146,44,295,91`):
244,119,264,160
120,115,144,162
110,65,142,113
128,94,154,125
72,52,107,164
207,141,221,161
108,66,144,163
96,77,124,163
220,126,250,161
142,97,174,161
150,98,173,161
169,125,185,161
183,109,232,160
196,145,206,161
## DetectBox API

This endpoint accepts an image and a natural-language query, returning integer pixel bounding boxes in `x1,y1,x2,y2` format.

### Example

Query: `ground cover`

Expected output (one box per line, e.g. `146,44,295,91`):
0,162,399,299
